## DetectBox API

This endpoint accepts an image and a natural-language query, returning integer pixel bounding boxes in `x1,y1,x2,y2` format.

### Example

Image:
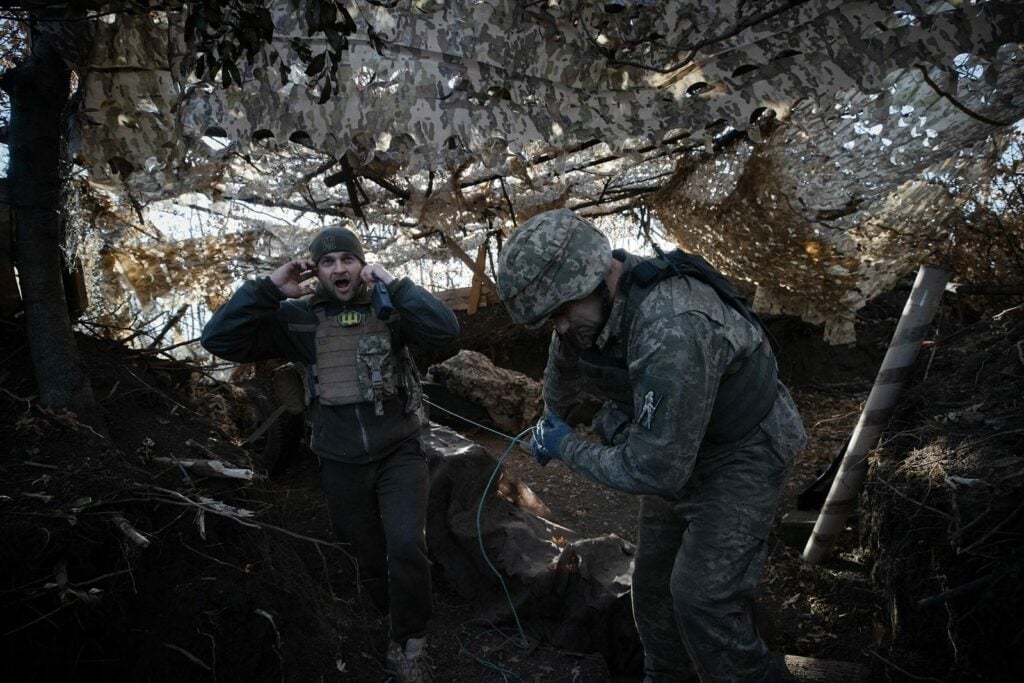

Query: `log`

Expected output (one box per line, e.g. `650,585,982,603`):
783,654,865,682
803,265,949,563
427,350,542,433
151,456,254,481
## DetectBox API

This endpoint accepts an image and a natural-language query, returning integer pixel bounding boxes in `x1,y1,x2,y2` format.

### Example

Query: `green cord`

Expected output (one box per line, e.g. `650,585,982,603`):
455,628,525,682
421,398,538,670
475,426,536,650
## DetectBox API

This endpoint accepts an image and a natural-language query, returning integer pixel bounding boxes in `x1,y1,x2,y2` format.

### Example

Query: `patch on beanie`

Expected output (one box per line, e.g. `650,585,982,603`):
320,235,337,253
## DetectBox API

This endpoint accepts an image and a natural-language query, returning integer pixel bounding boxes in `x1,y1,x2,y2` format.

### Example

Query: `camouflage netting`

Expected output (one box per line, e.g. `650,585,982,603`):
56,0,1024,344
650,102,1024,341
862,305,1024,680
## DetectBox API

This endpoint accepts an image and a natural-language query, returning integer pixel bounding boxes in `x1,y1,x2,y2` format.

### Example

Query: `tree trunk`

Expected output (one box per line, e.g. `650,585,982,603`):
1,27,107,436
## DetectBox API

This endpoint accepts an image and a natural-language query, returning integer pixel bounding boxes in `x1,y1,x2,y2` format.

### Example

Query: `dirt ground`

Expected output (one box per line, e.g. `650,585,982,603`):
2,288,1019,681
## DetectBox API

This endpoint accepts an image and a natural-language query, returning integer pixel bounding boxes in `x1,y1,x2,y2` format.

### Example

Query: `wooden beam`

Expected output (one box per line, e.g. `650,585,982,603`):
467,240,488,315
434,286,484,311
443,236,496,292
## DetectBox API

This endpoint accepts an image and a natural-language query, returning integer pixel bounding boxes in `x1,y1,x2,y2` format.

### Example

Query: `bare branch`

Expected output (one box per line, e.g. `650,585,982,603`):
915,65,1013,128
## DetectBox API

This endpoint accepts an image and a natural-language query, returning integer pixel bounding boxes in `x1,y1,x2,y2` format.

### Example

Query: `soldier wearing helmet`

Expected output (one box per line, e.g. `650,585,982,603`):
497,208,807,682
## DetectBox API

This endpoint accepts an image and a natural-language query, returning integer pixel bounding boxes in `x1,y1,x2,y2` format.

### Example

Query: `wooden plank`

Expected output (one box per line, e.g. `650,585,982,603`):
435,287,473,310
434,286,495,312
467,241,488,315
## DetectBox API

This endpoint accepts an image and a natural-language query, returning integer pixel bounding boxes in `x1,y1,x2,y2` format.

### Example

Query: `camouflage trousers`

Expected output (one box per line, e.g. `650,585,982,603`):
632,392,804,682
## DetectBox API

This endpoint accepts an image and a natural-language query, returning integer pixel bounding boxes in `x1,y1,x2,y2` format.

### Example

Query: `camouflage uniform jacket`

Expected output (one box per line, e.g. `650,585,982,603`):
546,250,794,496
201,276,458,464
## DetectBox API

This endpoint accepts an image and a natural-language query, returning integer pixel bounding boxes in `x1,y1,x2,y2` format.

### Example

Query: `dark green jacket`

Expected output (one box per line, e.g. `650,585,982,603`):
201,276,459,463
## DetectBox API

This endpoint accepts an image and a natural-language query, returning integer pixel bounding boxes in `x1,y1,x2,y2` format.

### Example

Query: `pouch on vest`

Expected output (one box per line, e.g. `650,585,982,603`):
358,333,397,415
311,307,396,415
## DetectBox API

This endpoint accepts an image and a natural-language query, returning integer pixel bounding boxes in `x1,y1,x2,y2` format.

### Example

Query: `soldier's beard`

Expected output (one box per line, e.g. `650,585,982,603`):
559,285,612,350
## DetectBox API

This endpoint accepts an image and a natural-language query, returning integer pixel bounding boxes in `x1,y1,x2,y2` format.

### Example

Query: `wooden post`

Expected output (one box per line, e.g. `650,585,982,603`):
467,240,489,315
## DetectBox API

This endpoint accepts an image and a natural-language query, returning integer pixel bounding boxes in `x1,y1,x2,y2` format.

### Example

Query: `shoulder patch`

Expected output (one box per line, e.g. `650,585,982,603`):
638,390,662,430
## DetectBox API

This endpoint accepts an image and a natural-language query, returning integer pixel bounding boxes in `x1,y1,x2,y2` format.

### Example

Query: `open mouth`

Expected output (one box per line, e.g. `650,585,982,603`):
329,275,359,300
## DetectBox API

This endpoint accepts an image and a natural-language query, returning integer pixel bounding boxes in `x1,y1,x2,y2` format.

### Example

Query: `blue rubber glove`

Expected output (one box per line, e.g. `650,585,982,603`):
530,413,573,466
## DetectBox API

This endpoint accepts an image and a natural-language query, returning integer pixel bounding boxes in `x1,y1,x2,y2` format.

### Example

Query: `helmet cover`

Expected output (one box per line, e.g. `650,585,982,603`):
497,209,612,327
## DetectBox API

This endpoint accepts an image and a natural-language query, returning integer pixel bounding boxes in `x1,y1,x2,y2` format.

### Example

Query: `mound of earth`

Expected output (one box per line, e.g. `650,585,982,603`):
864,303,1024,681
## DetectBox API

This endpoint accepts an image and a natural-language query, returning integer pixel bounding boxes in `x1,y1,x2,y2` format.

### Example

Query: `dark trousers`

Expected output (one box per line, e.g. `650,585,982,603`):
320,437,432,644
633,389,805,682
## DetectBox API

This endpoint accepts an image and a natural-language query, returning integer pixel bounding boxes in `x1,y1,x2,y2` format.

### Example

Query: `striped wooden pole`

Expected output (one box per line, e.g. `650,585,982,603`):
802,265,950,564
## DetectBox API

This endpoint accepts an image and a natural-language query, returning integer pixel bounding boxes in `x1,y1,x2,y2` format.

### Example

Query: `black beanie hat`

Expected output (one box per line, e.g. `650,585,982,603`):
309,227,366,264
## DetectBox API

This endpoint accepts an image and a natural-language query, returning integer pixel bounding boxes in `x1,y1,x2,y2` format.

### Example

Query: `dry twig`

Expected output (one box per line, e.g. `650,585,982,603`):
143,487,259,528
870,475,952,521
151,456,253,481
140,486,349,553
110,514,151,548
866,649,946,682
162,642,212,671
956,498,1024,557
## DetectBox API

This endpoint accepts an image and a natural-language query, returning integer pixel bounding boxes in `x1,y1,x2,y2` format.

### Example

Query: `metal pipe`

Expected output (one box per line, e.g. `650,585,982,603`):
802,265,950,564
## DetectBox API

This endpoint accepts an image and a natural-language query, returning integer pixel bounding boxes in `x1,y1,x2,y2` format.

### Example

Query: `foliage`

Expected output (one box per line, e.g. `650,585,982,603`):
0,16,30,128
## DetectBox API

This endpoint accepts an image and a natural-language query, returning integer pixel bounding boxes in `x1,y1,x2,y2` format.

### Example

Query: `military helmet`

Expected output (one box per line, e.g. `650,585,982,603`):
497,209,612,327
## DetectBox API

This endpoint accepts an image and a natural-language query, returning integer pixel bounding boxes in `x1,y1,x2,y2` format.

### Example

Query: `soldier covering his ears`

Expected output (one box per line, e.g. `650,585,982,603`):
202,226,458,682
497,209,807,682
